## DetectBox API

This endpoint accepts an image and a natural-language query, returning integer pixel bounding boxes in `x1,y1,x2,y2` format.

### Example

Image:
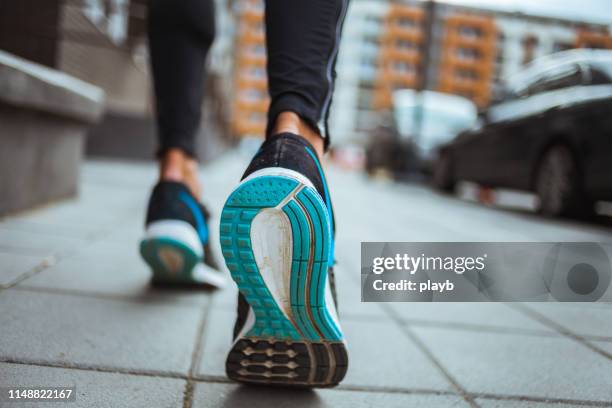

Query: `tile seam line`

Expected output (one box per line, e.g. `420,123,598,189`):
400,319,562,338
380,303,481,408
509,303,612,361
4,285,208,310
473,392,612,407
3,359,609,406
183,297,213,408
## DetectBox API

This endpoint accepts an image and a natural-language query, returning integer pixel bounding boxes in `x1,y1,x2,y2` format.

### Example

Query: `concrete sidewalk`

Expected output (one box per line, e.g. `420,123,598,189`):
1,153,611,407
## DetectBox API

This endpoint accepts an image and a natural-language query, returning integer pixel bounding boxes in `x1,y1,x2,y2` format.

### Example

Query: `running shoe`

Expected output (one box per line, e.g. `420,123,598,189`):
140,181,225,288
220,133,348,387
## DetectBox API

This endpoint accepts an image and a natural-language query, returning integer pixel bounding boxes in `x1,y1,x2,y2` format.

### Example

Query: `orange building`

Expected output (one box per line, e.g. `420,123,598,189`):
575,30,612,49
373,4,424,110
232,0,268,138
437,14,497,108
373,6,497,111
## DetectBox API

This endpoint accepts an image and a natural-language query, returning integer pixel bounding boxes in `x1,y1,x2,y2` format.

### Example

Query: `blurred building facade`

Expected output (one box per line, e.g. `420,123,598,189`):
3,0,611,150
327,0,612,145
232,0,267,139
229,0,612,145
0,0,235,161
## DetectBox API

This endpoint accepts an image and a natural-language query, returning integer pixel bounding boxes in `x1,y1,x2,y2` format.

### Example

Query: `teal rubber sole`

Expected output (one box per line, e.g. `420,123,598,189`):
140,237,201,284
221,174,347,387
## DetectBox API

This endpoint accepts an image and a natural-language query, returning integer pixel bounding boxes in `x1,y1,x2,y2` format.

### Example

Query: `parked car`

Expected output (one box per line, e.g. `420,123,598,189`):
393,90,477,172
433,49,612,217
365,123,421,179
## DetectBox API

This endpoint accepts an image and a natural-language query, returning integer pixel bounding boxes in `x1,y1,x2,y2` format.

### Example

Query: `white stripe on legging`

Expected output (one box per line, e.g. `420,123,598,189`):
318,0,349,138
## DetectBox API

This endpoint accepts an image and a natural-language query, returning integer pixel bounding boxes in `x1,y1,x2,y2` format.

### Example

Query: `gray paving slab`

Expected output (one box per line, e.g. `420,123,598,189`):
476,399,593,408
7,198,129,229
341,319,451,390
0,363,185,408
0,228,86,256
594,340,612,356
210,284,239,309
333,266,389,319
0,290,203,375
68,241,146,265
18,257,215,307
195,309,236,378
0,218,102,239
0,252,48,287
386,303,553,333
192,381,468,408
413,327,612,402
521,303,612,339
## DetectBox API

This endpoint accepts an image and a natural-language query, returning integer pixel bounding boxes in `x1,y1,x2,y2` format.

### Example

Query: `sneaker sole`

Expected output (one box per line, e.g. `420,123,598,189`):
140,220,202,284
220,168,347,387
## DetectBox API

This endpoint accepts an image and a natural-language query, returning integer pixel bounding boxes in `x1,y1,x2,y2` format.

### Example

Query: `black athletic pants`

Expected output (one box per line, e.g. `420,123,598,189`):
148,0,349,158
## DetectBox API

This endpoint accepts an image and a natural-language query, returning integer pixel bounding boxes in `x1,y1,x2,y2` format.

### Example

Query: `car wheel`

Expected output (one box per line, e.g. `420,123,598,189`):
535,145,591,217
432,151,455,193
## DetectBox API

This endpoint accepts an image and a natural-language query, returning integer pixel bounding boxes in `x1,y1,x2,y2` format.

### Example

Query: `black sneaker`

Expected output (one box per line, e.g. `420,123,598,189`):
220,133,348,387
140,181,225,288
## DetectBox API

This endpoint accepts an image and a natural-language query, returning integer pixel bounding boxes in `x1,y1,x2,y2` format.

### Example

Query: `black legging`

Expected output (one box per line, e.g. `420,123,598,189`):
148,0,349,158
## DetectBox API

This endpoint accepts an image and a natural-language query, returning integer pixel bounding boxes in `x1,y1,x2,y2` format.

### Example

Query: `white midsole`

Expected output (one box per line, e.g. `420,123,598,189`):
143,220,203,257
251,207,294,320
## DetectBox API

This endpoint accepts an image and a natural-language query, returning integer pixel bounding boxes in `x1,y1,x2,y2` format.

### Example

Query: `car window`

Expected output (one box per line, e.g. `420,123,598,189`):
526,63,582,95
586,61,612,85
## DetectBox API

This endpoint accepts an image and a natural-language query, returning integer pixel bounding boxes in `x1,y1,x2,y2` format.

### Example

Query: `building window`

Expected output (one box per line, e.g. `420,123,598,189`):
457,25,482,39
396,18,417,29
239,89,265,102
82,0,129,44
455,68,478,81
522,34,538,65
553,41,573,52
456,47,480,60
248,112,265,122
395,39,416,50
393,61,414,74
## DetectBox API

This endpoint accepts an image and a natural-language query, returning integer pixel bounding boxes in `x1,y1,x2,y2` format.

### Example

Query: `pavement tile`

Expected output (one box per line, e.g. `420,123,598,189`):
333,266,389,320
18,257,214,307
476,399,592,408
0,290,203,375
68,241,145,265
0,219,102,239
521,303,612,339
0,252,48,287
196,308,451,391
342,319,451,390
192,381,468,408
0,229,86,256
386,303,553,333
196,309,236,378
211,284,239,310
593,340,612,356
7,199,128,229
413,327,612,402
0,363,185,408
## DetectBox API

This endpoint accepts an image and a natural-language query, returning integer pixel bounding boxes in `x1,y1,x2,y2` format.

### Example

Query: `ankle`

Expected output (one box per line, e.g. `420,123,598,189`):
159,148,202,198
272,112,324,158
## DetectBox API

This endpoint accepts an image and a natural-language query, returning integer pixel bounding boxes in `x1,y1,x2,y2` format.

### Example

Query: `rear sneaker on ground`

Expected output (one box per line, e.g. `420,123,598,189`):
220,133,348,387
140,181,225,288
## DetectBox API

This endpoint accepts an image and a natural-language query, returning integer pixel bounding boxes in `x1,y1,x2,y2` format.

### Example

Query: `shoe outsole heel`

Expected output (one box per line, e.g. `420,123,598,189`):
140,237,200,284
220,173,347,387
